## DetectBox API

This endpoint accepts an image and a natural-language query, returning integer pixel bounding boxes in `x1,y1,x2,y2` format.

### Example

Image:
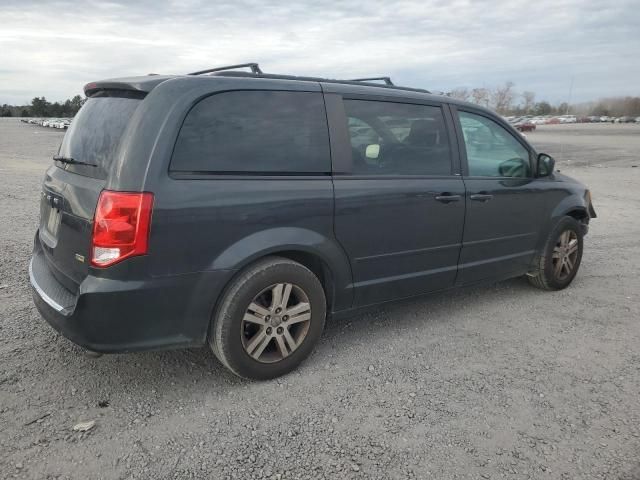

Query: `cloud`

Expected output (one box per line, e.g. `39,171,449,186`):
0,0,639,104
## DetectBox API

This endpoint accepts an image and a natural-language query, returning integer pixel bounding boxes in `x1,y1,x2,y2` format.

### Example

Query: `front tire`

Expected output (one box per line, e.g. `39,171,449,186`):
528,216,584,291
210,257,326,380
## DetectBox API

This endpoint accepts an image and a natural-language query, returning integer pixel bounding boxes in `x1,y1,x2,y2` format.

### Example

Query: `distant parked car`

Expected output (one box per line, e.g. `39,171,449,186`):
514,121,536,132
559,115,577,124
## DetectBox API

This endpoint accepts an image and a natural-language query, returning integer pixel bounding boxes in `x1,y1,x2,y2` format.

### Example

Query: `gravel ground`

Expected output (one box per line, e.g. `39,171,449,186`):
1,119,639,480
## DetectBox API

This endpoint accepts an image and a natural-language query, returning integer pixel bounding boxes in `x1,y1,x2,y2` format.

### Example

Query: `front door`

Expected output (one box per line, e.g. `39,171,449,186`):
331,96,466,306
454,108,549,284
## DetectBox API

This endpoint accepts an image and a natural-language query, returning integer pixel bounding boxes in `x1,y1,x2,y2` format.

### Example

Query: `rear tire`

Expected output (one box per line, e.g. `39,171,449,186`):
528,216,584,291
210,257,326,380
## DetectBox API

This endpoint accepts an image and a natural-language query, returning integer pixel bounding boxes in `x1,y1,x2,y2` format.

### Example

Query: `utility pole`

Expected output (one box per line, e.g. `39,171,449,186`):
566,76,574,115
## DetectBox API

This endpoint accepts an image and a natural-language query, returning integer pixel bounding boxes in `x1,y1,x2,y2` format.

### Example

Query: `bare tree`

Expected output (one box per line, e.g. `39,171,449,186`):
522,91,535,113
470,87,490,107
448,87,470,102
491,81,515,114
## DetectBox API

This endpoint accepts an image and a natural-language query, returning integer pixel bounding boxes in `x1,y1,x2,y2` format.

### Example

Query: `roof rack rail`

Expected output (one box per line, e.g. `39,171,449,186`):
349,76,394,86
188,63,263,76
182,68,430,94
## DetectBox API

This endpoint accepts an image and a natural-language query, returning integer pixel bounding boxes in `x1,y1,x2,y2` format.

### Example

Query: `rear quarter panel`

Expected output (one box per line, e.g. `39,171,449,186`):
111,76,354,312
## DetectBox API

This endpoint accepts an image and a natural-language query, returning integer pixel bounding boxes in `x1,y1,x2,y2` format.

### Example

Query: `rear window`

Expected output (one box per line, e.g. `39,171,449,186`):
170,91,330,174
57,92,142,178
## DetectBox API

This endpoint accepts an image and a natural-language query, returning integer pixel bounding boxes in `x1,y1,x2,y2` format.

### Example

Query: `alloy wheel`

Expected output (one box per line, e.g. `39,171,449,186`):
241,283,312,363
552,230,579,281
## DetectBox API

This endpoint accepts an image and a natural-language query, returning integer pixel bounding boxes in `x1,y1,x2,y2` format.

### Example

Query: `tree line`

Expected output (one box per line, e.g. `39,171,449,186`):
0,95,85,118
448,83,640,117
2,88,639,118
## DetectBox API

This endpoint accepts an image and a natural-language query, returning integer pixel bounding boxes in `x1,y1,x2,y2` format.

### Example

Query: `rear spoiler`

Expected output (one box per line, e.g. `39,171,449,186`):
84,75,174,97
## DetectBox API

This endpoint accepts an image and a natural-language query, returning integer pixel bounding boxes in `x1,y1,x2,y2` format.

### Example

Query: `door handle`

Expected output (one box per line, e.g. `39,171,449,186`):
435,193,462,203
470,193,493,202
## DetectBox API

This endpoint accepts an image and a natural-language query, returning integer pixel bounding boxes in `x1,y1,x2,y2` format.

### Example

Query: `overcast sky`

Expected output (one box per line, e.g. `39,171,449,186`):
1,0,639,105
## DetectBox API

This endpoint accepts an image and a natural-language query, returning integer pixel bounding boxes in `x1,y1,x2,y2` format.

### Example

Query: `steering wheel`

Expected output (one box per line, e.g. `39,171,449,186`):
499,157,528,178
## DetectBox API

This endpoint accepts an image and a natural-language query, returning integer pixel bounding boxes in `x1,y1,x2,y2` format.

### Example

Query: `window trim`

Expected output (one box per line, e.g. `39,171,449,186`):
168,89,332,175
168,172,330,181
450,105,535,179
325,94,461,177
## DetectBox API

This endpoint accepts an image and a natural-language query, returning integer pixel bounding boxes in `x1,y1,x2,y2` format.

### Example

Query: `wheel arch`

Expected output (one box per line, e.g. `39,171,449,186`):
531,195,589,268
563,207,589,223
271,250,335,310
209,227,354,314
550,194,589,222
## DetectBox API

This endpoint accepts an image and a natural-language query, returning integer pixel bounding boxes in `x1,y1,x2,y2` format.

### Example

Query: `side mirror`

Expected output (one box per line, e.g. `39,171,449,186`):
537,153,555,177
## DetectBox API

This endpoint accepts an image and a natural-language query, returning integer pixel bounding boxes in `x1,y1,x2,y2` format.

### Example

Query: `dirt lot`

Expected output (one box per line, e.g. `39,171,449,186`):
1,120,639,480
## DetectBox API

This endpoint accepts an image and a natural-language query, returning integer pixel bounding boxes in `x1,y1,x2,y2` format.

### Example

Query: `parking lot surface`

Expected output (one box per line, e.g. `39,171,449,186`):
1,120,639,479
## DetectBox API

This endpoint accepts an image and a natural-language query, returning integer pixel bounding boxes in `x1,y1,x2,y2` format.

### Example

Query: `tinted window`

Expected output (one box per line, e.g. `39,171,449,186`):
458,111,531,178
344,100,451,176
171,91,330,174
58,93,142,178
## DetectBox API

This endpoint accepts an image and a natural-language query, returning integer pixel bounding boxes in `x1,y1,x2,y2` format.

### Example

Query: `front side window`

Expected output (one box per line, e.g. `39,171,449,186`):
171,91,330,174
344,100,452,176
458,111,531,178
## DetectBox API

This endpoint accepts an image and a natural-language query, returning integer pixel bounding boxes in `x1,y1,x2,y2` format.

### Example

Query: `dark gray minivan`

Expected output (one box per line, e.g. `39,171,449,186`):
30,63,596,379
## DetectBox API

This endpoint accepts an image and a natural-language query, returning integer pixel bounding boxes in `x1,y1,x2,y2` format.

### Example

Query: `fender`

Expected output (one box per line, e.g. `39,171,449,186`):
550,193,589,223
210,227,354,311
531,189,589,264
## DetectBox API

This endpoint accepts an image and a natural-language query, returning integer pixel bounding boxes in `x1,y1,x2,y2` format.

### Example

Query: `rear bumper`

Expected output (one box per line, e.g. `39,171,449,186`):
29,253,75,316
30,247,234,353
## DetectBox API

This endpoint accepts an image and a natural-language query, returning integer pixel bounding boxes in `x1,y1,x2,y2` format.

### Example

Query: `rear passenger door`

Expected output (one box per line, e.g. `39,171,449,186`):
326,92,466,307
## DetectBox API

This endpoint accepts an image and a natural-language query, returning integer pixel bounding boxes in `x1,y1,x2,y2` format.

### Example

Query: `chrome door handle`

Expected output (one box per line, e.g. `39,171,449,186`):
435,194,462,203
470,193,493,202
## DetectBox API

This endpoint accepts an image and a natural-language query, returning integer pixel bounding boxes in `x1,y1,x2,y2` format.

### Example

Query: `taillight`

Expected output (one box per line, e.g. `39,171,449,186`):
91,190,154,267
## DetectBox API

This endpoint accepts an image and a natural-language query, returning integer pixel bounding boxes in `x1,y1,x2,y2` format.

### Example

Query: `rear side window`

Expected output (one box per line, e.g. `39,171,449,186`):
171,91,330,174
344,100,452,176
58,92,142,178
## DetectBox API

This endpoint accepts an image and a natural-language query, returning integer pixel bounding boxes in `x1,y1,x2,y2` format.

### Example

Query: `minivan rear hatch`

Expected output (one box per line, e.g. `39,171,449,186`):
38,90,144,291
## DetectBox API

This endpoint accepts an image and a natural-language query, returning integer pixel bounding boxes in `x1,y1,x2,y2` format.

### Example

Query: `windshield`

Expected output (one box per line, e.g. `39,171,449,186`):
57,92,142,178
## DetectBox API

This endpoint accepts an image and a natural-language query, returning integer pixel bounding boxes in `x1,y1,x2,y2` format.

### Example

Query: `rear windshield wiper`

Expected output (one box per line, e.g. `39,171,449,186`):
53,155,97,167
